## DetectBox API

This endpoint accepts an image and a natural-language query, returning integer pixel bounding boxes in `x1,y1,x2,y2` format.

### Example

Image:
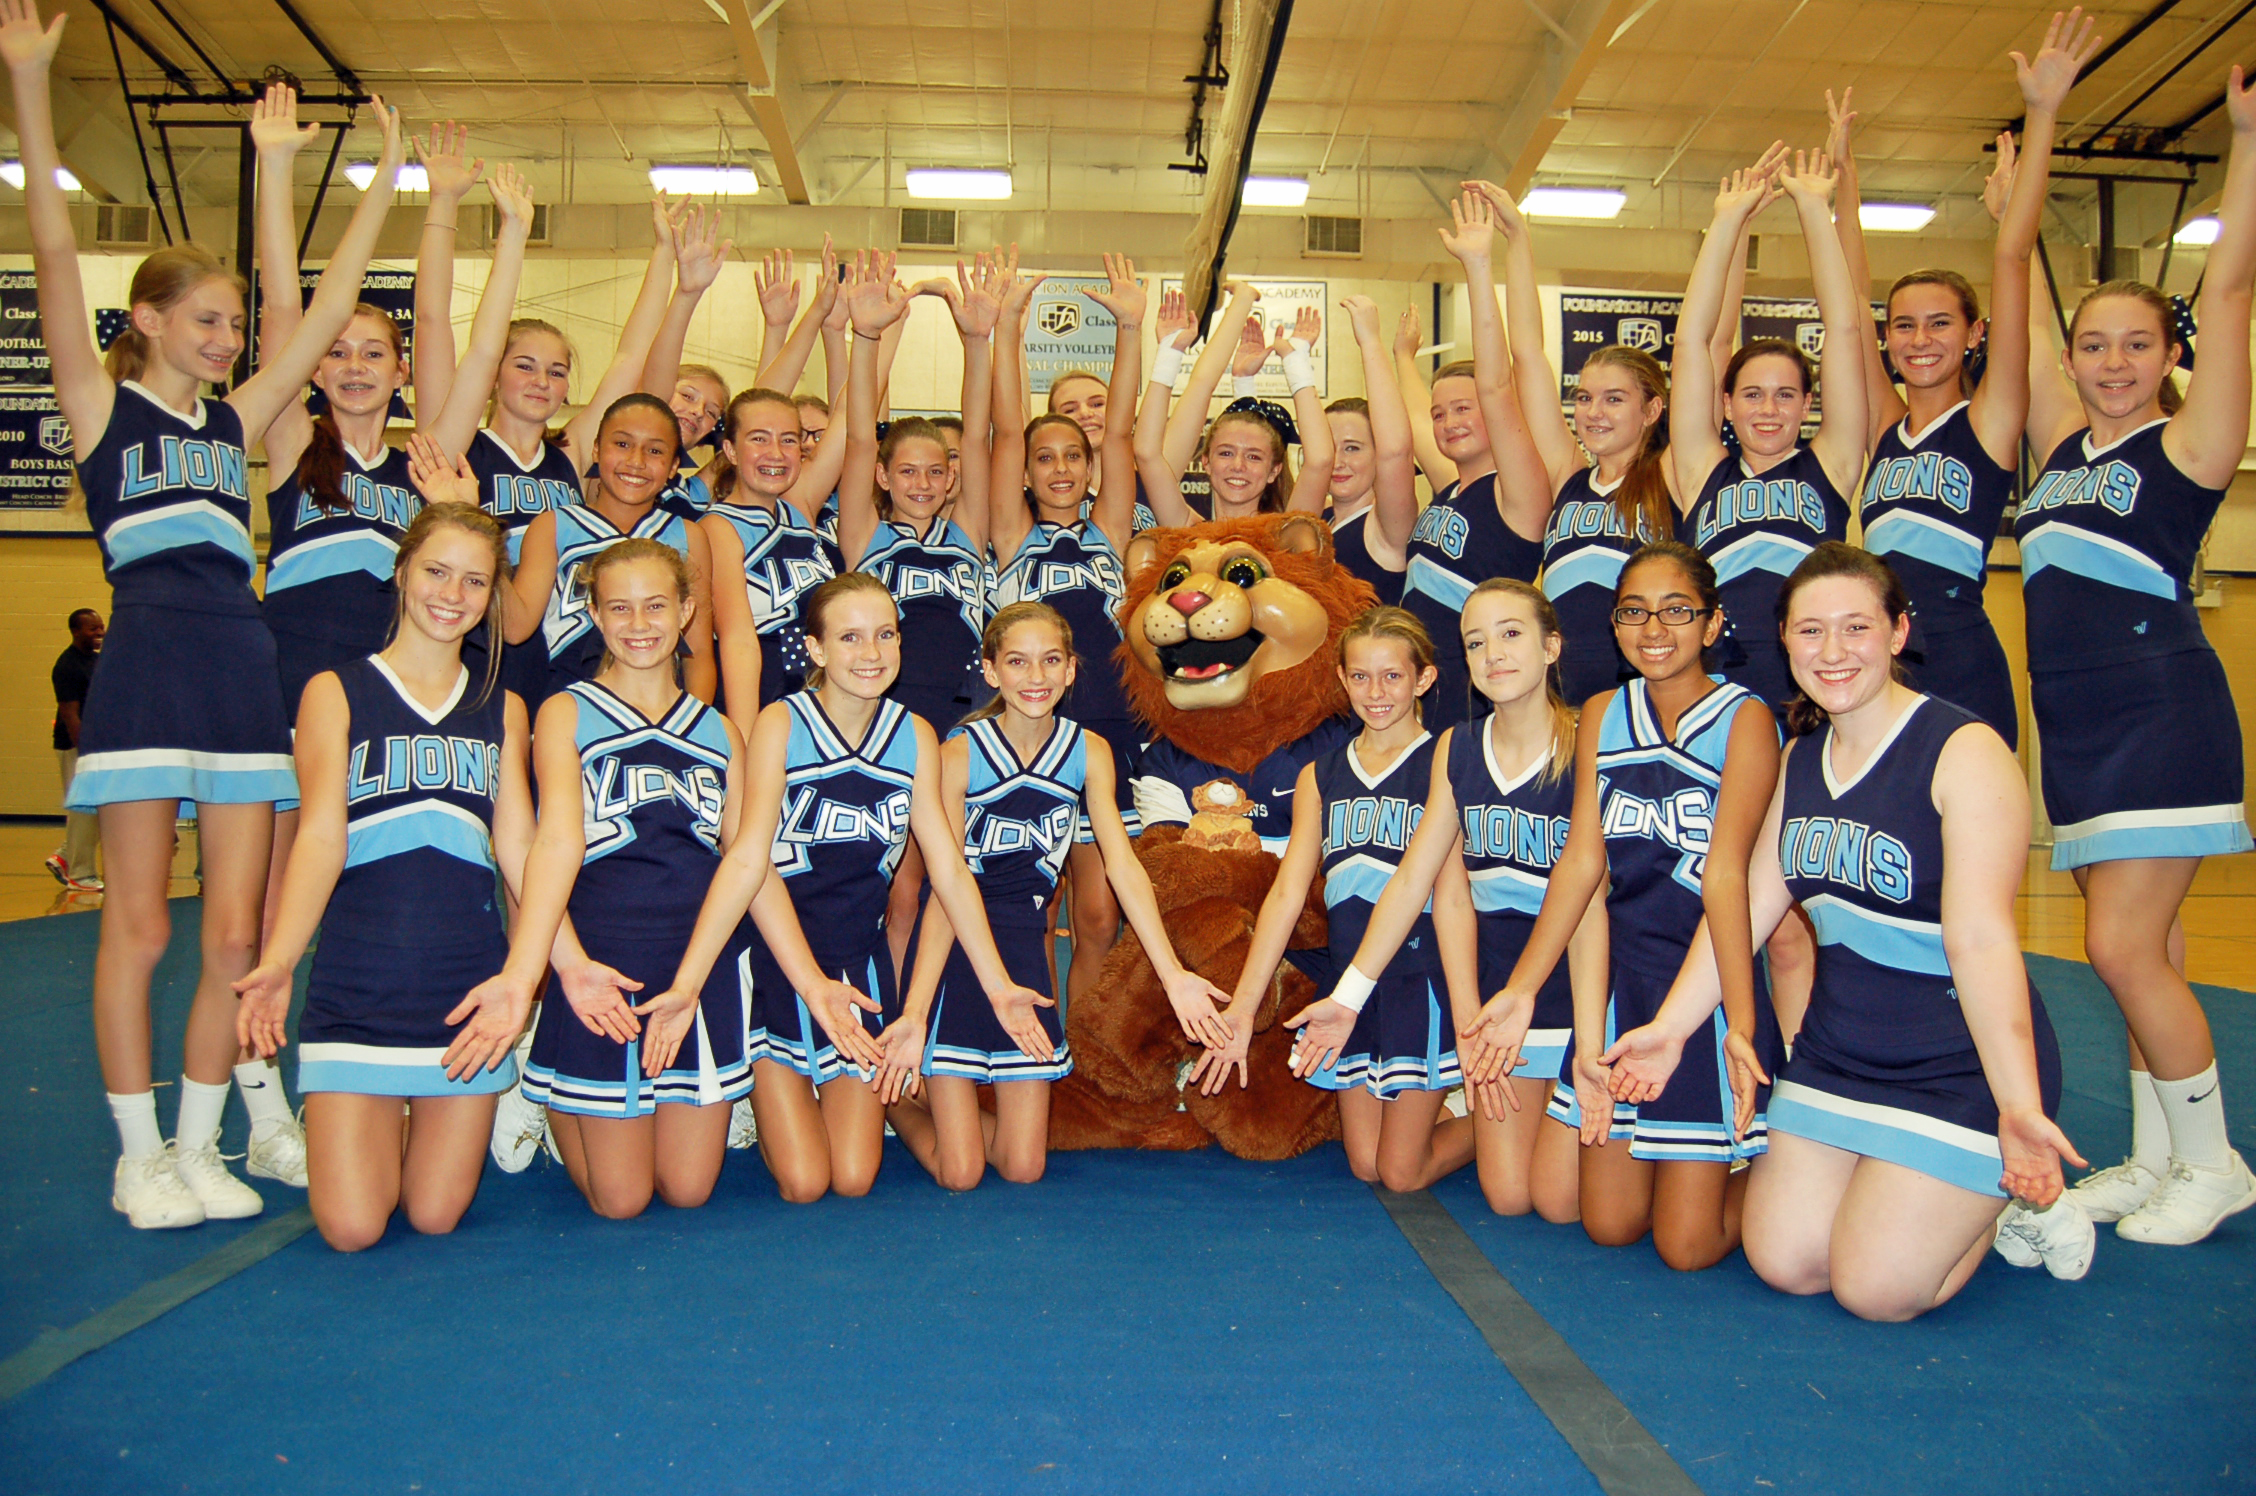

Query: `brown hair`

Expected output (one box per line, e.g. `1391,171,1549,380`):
1886,271,1985,396
1723,338,1813,397
1619,538,1721,611
592,392,683,489
1465,578,1577,783
1324,396,1371,419
1576,344,1674,544
961,601,1076,726
105,245,247,384
1202,410,1294,513
710,386,802,499
1776,541,1911,737
876,416,950,520
1432,359,1478,385
496,319,576,447
800,571,898,693
390,502,508,707
585,536,694,676
677,363,728,399
1336,604,1436,720
794,394,831,421
297,304,406,515
2069,280,2186,415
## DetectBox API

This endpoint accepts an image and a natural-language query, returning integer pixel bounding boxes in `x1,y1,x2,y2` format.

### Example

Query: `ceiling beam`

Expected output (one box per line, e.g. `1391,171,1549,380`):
1475,0,1636,195
1181,0,1294,322
721,1,810,204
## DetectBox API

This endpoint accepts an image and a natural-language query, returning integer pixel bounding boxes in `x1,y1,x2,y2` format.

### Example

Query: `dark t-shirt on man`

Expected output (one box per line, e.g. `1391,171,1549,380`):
52,647,95,751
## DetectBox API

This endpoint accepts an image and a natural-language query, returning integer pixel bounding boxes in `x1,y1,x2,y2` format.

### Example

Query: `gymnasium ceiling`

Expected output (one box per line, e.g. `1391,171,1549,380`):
7,0,2255,254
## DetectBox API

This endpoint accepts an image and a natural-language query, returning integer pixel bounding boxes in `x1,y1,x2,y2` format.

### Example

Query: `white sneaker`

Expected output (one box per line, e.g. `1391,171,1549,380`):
112,1152,205,1230
2115,1151,2256,1246
246,1114,309,1188
2065,1158,2164,1222
167,1141,264,1220
490,1080,549,1173
728,1096,758,1149
1993,1197,2096,1281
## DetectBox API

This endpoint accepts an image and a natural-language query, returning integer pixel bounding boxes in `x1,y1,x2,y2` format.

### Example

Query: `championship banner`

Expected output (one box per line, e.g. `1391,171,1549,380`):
1157,277,1329,399
0,270,50,386
1022,276,1119,396
0,388,76,508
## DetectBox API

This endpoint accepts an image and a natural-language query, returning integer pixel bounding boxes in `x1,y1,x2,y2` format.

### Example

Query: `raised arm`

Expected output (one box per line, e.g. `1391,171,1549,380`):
2017,140,2084,461
1466,181,1581,489
410,121,483,423
920,260,1000,554
835,251,910,569
1672,158,1778,496
821,275,852,410
557,196,683,470
1281,305,1333,512
1395,309,1454,488
1162,281,1260,476
1826,88,1906,446
1343,295,1421,551
1134,286,1196,526
639,202,732,402
1441,190,1553,539
751,247,800,376
249,82,322,468
2164,66,2256,487
1777,149,1871,495
1086,256,1148,552
422,163,536,455
758,238,836,393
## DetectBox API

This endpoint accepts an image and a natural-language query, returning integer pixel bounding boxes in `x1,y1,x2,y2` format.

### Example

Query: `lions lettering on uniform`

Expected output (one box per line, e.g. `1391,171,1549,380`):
1411,502,1469,561
346,734,499,805
967,800,1078,864
753,555,833,627
586,757,727,852
2021,459,2140,518
1864,451,1973,516
1545,497,1633,546
1780,814,1913,903
1326,794,1423,852
1025,554,1124,605
1693,475,1828,547
1462,803,1569,868
487,472,577,521
892,555,983,604
295,469,418,532
1600,782,1713,888
118,435,248,502
778,783,914,854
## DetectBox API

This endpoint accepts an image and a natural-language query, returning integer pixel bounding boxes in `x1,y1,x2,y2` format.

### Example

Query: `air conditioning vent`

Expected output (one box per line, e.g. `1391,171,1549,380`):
483,201,551,247
95,203,153,247
899,206,957,250
1305,214,1362,258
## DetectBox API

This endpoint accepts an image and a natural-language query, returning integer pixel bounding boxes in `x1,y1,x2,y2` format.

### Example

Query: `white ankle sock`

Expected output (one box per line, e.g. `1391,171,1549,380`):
2129,1069,2170,1174
2154,1063,2232,1171
108,1091,164,1159
175,1076,231,1151
233,1059,294,1132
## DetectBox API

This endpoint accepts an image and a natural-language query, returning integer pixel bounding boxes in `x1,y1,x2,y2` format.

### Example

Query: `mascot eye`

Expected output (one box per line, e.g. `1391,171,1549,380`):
1221,557,1267,590
1160,562,1192,589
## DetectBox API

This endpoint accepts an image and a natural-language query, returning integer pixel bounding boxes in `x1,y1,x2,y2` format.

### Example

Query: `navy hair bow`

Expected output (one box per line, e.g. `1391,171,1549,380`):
1222,395,1300,446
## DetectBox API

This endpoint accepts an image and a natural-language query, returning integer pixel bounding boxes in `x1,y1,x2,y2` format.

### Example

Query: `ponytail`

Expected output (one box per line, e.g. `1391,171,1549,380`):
1577,344,1674,544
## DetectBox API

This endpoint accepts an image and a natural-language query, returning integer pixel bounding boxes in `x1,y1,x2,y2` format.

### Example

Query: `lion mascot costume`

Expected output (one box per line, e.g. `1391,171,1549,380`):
1048,512,1378,1161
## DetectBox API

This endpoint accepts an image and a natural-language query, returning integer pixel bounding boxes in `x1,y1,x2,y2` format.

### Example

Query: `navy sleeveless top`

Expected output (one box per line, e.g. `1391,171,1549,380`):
857,516,987,714
1317,731,1440,976
1683,449,1851,706
1449,722,1573,1007
467,428,581,565
1329,507,1404,606
541,502,694,689
989,520,1131,728
265,441,420,644
955,716,1088,924
1543,469,1659,704
771,692,920,970
77,381,258,614
566,680,730,943
1860,402,2014,642
1403,473,1545,716
711,499,835,709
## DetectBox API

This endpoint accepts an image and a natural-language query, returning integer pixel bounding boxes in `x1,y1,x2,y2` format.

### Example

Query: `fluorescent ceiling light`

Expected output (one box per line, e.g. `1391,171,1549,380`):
649,165,762,197
344,162,429,193
1241,176,1309,207
1521,186,1627,220
0,161,82,190
2175,216,2222,245
905,168,1012,200
1858,202,1936,233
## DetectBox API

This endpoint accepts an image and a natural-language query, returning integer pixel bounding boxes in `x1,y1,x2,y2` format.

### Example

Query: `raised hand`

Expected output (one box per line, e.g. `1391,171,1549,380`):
1777,148,1839,208
1998,1106,2086,1207
1283,996,1355,1079
369,94,405,176
232,959,294,1058
0,0,67,75
951,255,1004,338
1438,189,1497,264
443,972,535,1080
2229,62,2256,135
1154,285,1192,350
807,234,840,323
1461,178,1529,239
649,191,679,251
845,249,910,335
804,972,885,1072
672,202,733,295
487,161,534,231
1088,253,1147,329
755,247,801,326
1339,294,1382,344
555,956,643,1044
404,432,479,506
994,245,1046,320
1983,131,2018,223
1393,307,1424,361
249,81,320,158
1188,1009,1253,1095
1228,315,1270,377
1280,303,1320,353
1712,158,1779,226
414,119,483,201
1824,87,1857,168
629,985,699,1077
1160,969,1235,1050
2014,8,2103,115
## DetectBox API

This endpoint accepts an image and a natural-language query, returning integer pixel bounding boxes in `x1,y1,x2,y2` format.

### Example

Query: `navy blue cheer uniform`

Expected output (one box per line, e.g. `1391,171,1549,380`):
710,498,834,710
264,441,420,722
540,502,695,700
1329,506,1404,606
857,516,986,731
467,428,583,706
2017,419,2253,868
1769,696,2063,1195
1402,473,1544,725
1683,449,1851,712
1548,677,1782,1161
1307,731,1461,1097
1133,718,1355,854
990,519,1139,831
67,381,295,809
1542,470,1657,706
750,693,918,1084
922,717,1081,1083
520,682,752,1115
297,657,514,1097
1449,722,1574,1084
1860,403,2019,744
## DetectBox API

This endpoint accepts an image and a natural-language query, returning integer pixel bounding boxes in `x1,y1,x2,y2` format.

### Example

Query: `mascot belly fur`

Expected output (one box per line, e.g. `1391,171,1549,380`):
1048,513,1377,1161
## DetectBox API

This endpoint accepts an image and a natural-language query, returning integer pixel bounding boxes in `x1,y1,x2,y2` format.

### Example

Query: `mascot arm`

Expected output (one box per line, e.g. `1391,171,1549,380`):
1224,762,1326,1025
1131,766,1194,834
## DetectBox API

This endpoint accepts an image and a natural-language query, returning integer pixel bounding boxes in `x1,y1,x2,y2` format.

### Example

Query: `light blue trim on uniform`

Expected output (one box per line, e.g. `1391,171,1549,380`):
344,801,498,871
104,500,255,571
1706,530,1814,584
298,1042,518,1098
756,952,886,1088
1307,980,1461,1098
1800,892,1951,976
1514,1030,1570,1086
923,1032,1074,1084
1861,508,1986,581
1324,853,1410,910
2050,802,2255,870
1469,863,1547,915
266,529,402,590
1403,553,1475,611
1539,545,1630,599
2018,520,2179,600
1769,1078,2004,1197
65,748,297,810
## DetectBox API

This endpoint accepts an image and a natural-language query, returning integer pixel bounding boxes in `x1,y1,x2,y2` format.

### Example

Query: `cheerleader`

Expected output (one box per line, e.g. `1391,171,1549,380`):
884,603,1234,1189
2013,67,2256,1245
1203,608,1476,1189
1670,148,1866,713
233,504,531,1250
1315,581,1604,1217
986,254,1147,1014
643,573,1050,1202
1408,193,1555,725
8,0,406,1227
1323,296,1418,605
639,207,736,516
1461,542,1783,1270
1830,15,2097,743
1602,543,2090,1315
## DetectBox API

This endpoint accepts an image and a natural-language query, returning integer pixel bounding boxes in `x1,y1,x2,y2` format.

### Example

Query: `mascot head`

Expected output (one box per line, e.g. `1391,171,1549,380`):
1116,513,1378,774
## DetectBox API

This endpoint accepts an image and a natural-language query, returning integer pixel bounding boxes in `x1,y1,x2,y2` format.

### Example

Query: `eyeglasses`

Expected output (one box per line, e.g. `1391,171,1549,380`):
1612,604,1715,627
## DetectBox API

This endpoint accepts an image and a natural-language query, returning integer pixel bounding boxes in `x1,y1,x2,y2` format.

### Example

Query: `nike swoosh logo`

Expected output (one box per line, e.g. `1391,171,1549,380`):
1268,786,1295,798
2187,1086,2218,1105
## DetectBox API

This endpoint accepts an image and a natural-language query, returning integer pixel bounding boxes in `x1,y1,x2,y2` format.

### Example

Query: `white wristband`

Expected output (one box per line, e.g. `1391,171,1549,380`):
1232,374,1260,398
1329,965,1378,1016
1281,340,1317,395
1150,344,1187,390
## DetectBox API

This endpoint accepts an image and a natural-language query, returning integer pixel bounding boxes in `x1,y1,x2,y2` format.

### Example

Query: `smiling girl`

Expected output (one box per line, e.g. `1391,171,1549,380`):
1323,295,1420,606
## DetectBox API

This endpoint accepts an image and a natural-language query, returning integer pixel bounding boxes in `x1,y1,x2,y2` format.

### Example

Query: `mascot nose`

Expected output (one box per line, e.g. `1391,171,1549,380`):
1168,588,1212,617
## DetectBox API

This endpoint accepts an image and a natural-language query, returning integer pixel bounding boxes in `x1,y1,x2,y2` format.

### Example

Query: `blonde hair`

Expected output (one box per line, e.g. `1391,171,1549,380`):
1202,410,1295,513
800,571,898,693
390,502,509,708
1576,345,1674,545
1337,605,1436,720
585,537,693,675
1465,578,1576,784
2070,280,2187,415
106,246,247,384
492,319,578,445
961,601,1076,727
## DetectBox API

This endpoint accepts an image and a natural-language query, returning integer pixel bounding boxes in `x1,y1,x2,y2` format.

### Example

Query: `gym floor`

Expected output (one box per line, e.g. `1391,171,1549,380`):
2,576,2252,1493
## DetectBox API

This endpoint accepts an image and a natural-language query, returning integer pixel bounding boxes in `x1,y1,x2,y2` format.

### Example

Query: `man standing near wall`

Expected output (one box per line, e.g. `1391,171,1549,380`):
47,608,103,893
